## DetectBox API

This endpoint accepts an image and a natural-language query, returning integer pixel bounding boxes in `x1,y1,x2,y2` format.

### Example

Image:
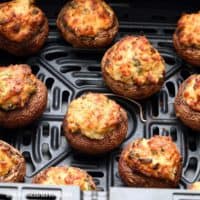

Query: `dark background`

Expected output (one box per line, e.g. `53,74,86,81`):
2,0,200,23
35,0,200,23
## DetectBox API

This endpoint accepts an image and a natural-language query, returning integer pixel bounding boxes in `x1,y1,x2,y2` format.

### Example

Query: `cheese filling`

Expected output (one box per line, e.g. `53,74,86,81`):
0,150,17,176
0,65,37,111
104,36,165,85
67,93,122,140
189,182,200,190
41,167,95,191
176,13,200,49
0,0,44,43
125,137,180,182
64,0,115,37
183,75,200,112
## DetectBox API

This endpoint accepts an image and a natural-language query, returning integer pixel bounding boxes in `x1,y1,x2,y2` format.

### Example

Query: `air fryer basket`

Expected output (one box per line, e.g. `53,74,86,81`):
0,0,200,199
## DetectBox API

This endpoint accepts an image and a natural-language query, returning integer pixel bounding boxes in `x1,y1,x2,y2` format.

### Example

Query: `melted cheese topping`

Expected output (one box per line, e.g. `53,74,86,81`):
0,65,37,111
125,136,181,182
0,150,16,176
176,13,200,48
0,141,22,177
0,0,45,42
63,0,115,37
104,36,165,85
67,93,122,140
38,167,96,191
5,0,34,14
183,75,200,112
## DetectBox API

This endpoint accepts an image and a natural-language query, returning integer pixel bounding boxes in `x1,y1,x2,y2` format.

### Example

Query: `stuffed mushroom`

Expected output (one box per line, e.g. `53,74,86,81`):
57,0,118,48
175,74,200,131
0,140,26,182
101,36,166,99
0,0,49,56
118,136,182,188
63,93,128,155
32,166,96,191
0,64,47,128
173,12,200,66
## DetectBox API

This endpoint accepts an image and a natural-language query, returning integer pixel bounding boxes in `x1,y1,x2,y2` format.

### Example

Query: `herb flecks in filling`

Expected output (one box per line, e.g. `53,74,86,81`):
0,65,37,111
105,36,165,86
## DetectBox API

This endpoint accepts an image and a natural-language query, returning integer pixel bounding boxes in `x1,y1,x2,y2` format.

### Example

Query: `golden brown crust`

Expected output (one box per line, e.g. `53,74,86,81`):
0,140,26,182
66,93,125,140
64,116,127,155
118,136,182,188
0,0,49,56
173,12,200,66
188,182,200,190
175,75,200,131
101,36,165,99
0,65,37,111
182,74,200,112
56,0,118,48
173,33,200,66
0,76,47,128
63,93,128,155
32,166,96,191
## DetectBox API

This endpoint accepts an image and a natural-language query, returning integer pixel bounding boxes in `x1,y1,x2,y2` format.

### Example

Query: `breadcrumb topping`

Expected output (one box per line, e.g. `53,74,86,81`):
66,93,123,140
0,65,37,111
183,75,200,112
0,0,45,43
34,166,96,191
63,0,115,37
104,36,165,85
125,136,181,182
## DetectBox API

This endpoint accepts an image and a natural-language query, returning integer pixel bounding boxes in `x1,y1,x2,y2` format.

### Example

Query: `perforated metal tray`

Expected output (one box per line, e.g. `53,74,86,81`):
0,0,200,199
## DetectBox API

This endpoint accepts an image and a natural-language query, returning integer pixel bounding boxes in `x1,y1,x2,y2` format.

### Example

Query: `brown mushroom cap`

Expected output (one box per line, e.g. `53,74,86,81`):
173,33,200,66
64,114,128,155
0,0,49,56
0,79,47,128
101,36,165,100
56,0,118,48
175,74,200,131
118,136,182,188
